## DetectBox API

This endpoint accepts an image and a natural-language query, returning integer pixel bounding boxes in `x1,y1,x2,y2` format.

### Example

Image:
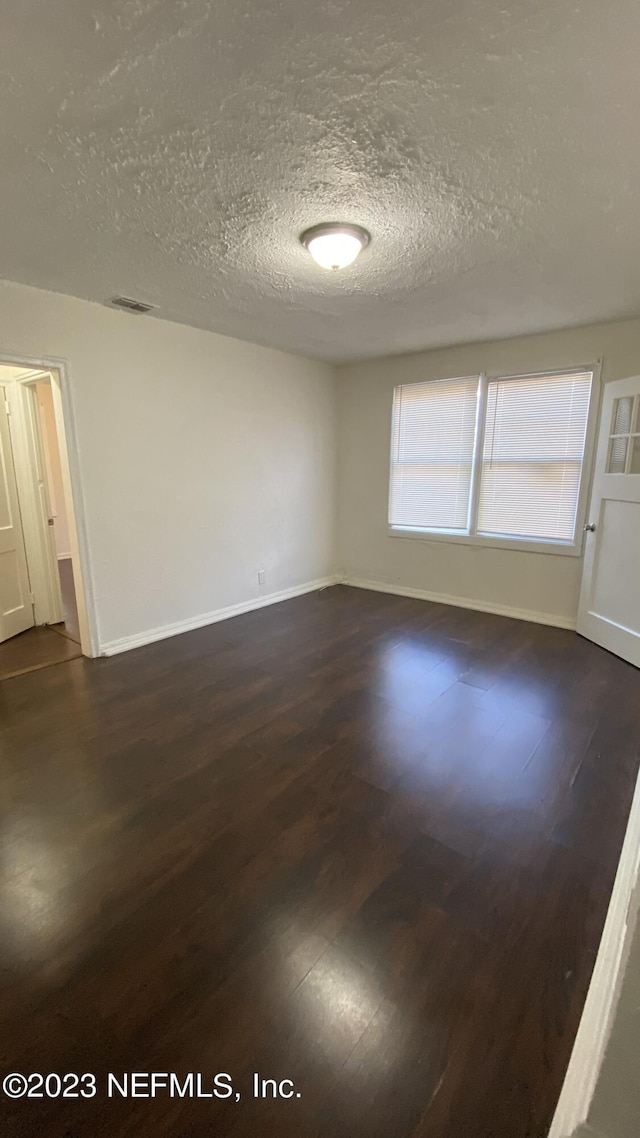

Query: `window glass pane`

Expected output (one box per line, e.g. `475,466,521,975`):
477,371,592,542
630,437,640,475
389,377,479,532
613,396,633,436
608,436,628,473
633,397,640,434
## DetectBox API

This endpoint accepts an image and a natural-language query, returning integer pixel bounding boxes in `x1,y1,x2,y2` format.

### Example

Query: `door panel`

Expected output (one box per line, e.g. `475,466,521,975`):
578,376,640,667
0,387,34,643
590,500,640,630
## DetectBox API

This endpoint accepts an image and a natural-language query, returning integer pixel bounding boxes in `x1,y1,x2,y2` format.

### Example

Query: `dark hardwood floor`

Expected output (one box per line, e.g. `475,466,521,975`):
0,624,81,682
0,557,81,681
1,585,639,1138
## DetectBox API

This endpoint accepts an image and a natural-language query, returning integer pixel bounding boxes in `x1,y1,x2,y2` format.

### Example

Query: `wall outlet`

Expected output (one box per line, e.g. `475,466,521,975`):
258,569,266,586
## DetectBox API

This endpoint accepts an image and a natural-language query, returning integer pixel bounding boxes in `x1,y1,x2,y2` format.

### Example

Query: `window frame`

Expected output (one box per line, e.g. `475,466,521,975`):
388,363,601,558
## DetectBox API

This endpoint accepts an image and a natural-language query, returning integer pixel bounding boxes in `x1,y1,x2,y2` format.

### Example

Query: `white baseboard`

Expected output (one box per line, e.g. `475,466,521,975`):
548,766,640,1137
343,576,577,631
99,575,339,656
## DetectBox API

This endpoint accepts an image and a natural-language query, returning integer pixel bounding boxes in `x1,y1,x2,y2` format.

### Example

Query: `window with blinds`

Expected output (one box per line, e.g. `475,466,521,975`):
477,371,593,542
389,368,593,549
389,377,480,532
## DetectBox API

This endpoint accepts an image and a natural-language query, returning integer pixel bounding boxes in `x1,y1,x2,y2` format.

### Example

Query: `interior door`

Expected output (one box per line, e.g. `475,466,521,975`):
577,375,640,667
0,385,34,643
21,381,63,625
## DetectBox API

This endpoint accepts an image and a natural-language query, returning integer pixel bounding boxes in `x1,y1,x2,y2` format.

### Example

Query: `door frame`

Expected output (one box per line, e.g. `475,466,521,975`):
0,351,97,657
6,371,63,628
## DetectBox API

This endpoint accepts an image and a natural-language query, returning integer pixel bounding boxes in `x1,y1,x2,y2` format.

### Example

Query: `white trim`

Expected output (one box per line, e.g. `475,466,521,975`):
100,575,339,656
548,764,640,1138
483,363,601,382
57,552,72,561
388,525,583,558
343,577,576,630
466,373,487,534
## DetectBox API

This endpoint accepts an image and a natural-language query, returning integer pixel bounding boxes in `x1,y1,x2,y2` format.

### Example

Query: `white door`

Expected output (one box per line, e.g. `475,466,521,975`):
0,386,34,643
577,375,640,667
16,381,63,625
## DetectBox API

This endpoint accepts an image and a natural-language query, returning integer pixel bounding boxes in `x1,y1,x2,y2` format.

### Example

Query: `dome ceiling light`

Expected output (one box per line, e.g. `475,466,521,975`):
300,223,370,271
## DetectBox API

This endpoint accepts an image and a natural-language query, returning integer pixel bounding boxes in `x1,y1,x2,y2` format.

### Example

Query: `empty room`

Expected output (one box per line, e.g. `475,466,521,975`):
1,3,640,1138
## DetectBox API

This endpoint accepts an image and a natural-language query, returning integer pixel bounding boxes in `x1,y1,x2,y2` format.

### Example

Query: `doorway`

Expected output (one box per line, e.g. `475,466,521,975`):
0,359,92,678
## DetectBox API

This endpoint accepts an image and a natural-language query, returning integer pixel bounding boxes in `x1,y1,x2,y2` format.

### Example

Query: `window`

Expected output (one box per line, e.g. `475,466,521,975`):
607,394,640,474
389,368,594,552
389,376,479,533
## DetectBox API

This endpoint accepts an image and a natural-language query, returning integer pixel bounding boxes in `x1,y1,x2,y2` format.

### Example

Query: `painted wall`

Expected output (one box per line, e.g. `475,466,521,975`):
336,318,640,627
36,381,71,559
0,280,336,652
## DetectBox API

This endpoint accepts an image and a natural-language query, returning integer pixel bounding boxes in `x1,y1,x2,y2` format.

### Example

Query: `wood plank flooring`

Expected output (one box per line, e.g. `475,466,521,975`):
1,584,639,1138
0,556,80,681
0,624,81,681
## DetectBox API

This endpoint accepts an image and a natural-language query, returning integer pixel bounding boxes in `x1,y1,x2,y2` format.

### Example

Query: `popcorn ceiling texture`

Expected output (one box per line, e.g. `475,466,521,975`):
0,0,639,362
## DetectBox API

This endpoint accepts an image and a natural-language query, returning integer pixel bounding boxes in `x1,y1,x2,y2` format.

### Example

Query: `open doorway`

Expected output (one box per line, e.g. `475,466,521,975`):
0,359,93,678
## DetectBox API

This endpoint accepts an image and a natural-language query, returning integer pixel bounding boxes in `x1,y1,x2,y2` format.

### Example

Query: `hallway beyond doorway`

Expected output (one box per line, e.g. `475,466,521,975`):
0,556,81,680
55,555,80,643
0,356,93,660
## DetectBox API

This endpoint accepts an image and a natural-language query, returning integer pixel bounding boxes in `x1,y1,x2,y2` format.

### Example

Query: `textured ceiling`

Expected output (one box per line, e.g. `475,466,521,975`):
1,0,639,362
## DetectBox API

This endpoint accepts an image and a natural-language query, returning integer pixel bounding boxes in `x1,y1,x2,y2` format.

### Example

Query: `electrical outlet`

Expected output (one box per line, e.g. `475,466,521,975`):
258,569,266,586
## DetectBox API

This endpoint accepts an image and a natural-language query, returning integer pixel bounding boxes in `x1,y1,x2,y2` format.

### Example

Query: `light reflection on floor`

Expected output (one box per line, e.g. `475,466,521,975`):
363,634,562,824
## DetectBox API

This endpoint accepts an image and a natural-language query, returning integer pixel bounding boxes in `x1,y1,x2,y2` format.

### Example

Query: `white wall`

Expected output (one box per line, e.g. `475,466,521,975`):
336,318,640,627
0,280,336,652
2,278,637,649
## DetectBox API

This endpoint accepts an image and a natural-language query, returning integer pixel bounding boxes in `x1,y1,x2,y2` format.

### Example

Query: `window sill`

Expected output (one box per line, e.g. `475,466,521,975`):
387,525,584,558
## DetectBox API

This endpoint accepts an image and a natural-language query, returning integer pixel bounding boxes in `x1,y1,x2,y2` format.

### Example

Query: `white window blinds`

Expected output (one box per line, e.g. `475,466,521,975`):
389,377,480,532
388,367,594,549
477,370,592,542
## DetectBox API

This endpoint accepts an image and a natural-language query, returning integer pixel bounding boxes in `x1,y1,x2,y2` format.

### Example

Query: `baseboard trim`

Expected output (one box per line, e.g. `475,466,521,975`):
548,764,640,1137
343,577,577,631
100,575,339,657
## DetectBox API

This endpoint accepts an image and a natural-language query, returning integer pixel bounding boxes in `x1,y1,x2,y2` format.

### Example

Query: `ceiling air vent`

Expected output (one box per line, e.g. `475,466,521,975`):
108,296,157,315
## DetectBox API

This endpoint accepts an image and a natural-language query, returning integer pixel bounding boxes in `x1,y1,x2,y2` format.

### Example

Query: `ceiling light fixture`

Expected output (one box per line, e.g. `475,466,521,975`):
300,223,370,270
